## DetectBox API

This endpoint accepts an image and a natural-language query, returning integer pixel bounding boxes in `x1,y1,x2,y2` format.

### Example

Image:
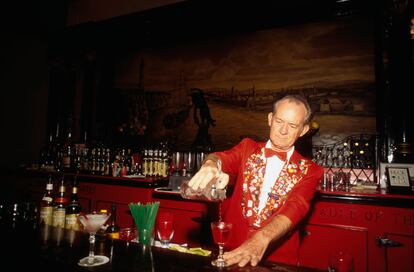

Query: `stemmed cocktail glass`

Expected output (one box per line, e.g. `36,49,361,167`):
211,221,232,268
78,211,111,267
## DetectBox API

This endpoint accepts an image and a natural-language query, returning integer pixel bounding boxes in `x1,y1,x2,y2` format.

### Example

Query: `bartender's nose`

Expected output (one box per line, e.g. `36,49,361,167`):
279,123,289,135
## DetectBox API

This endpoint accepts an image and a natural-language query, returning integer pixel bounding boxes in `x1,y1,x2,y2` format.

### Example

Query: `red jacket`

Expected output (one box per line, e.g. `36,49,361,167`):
214,138,324,265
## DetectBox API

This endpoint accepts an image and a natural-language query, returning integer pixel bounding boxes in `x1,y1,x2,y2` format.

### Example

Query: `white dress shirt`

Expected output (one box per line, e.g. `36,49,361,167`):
257,140,294,212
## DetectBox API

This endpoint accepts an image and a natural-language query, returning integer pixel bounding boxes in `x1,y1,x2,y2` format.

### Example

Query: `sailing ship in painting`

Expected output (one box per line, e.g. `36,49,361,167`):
202,80,375,117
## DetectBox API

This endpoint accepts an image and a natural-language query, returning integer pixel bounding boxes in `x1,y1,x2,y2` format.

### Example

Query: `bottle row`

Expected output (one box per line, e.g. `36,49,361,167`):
38,175,120,239
39,137,209,179
39,136,172,178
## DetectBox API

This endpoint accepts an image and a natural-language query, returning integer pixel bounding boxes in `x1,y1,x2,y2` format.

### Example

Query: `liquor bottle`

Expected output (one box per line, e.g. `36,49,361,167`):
119,149,127,177
54,122,63,172
39,175,54,226
81,147,90,173
106,203,120,239
153,149,160,177
180,159,226,201
96,147,102,175
142,149,148,176
103,148,111,176
52,177,68,228
96,208,109,240
9,203,21,228
62,130,74,171
65,178,82,230
40,134,54,171
72,146,82,173
161,150,169,178
90,147,97,175
126,149,132,175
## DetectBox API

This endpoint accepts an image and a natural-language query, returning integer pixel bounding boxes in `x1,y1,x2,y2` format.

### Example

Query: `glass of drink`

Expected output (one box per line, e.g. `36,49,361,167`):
78,211,111,267
157,211,174,248
210,221,232,268
120,227,137,246
172,152,182,176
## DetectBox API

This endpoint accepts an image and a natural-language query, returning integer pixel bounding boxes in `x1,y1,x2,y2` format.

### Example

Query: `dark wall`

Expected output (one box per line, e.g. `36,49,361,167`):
0,33,49,169
0,1,66,169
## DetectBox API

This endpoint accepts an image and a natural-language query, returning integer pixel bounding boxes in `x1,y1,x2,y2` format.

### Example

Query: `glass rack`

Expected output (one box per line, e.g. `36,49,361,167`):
312,134,378,189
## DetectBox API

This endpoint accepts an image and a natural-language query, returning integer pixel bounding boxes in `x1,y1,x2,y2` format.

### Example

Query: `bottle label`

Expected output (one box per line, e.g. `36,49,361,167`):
107,232,120,239
63,156,71,168
42,196,53,203
55,197,67,203
65,214,81,230
52,209,66,228
40,206,53,225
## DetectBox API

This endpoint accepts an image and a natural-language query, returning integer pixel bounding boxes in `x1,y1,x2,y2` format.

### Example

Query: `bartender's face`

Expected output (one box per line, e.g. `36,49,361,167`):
267,99,309,152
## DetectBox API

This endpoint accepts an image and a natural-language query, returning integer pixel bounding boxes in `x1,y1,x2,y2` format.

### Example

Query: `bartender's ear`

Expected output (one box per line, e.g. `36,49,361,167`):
267,112,273,127
299,124,310,137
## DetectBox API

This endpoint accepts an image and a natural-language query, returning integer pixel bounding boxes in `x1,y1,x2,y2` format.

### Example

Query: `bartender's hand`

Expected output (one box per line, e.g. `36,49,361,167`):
187,159,229,190
223,215,292,267
222,230,271,267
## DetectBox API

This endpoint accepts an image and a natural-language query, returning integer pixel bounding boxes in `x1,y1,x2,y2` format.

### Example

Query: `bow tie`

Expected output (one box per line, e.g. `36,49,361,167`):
264,148,287,161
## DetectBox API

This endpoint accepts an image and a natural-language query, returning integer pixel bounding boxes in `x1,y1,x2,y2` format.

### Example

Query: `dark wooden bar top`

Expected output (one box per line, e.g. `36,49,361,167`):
1,222,322,272
2,169,413,271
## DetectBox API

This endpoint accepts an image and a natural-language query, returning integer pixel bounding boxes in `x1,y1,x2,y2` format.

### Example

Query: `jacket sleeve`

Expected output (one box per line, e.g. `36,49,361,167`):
276,163,324,227
212,138,256,184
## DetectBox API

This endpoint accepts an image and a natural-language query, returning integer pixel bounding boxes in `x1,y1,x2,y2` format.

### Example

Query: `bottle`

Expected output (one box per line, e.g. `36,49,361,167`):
180,160,226,201
142,149,148,176
119,149,127,177
39,175,54,226
62,130,74,171
52,177,68,228
65,178,81,230
54,122,63,172
40,133,54,171
161,150,169,178
9,203,21,228
103,148,111,176
180,180,227,201
96,208,109,240
106,203,120,239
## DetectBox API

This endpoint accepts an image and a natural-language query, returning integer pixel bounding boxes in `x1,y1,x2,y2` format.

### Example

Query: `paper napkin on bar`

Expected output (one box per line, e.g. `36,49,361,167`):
169,245,211,257
134,240,212,257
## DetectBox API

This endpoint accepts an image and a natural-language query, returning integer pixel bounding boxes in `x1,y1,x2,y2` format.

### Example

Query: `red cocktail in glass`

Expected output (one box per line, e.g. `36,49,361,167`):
157,211,174,248
211,221,232,268
120,227,137,246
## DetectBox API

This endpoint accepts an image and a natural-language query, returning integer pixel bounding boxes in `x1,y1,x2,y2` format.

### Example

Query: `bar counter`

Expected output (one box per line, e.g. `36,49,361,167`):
2,169,413,271
1,222,322,272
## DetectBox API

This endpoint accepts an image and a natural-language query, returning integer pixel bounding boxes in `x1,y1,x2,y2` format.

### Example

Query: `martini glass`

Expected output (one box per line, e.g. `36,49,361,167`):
211,221,232,268
78,211,111,267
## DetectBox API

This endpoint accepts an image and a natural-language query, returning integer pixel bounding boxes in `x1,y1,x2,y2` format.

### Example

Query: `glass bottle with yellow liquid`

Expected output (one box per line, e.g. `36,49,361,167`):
39,175,54,226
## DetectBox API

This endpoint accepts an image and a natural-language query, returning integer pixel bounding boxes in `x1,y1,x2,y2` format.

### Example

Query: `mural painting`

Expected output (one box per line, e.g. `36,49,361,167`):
112,14,376,153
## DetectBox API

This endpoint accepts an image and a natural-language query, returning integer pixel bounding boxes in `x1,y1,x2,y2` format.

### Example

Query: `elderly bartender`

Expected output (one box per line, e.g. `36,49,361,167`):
187,94,324,267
